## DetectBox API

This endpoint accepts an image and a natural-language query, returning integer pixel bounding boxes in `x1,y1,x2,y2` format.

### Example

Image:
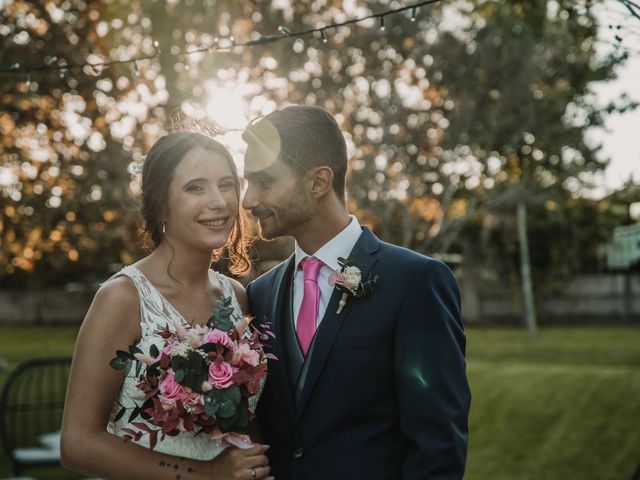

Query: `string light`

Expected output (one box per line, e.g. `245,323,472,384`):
4,0,637,77
0,0,443,76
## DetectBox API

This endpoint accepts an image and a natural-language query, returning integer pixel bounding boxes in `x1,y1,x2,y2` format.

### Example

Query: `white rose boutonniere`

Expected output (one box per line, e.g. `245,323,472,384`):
328,257,378,314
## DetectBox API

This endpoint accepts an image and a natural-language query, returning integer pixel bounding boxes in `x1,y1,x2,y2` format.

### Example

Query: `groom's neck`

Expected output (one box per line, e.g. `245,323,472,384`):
294,199,350,254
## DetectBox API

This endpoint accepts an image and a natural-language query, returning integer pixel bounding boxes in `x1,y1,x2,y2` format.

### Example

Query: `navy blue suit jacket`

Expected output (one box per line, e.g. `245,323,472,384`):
247,227,470,480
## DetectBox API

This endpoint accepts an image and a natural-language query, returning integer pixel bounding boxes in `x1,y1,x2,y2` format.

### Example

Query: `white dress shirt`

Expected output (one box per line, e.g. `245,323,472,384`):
293,216,363,331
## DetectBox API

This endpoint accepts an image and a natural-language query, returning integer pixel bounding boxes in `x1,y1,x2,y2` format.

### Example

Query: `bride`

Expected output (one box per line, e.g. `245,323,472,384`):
61,132,271,480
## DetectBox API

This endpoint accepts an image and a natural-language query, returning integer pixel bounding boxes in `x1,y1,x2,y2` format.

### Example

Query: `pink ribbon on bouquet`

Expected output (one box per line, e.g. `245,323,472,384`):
211,426,255,449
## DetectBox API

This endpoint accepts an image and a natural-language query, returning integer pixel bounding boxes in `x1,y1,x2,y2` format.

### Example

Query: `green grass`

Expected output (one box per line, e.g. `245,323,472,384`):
465,326,640,480
0,325,639,480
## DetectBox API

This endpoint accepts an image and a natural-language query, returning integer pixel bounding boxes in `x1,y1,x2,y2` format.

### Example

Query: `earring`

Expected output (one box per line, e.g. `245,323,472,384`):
162,222,166,234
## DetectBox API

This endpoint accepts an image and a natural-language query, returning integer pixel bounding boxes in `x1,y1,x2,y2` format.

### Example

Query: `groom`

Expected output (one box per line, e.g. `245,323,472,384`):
243,105,470,480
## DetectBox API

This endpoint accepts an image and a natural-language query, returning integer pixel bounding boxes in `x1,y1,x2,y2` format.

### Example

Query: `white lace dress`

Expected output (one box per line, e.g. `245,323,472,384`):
106,265,261,461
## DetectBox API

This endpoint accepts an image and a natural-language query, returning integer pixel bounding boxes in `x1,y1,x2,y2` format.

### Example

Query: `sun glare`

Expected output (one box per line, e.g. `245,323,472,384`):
191,79,269,174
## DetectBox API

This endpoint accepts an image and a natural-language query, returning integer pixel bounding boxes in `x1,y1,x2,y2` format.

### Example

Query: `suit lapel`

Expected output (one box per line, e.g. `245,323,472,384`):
268,255,297,423
295,227,381,423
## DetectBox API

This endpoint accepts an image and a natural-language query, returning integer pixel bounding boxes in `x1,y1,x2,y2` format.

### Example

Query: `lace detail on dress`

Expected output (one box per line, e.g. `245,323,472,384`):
105,265,263,461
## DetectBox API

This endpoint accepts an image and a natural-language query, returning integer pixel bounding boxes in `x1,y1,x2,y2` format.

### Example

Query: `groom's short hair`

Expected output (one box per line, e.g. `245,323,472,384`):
243,105,348,199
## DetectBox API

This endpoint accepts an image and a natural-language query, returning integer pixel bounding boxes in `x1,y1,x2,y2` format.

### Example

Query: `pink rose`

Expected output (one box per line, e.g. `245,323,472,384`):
158,371,193,404
328,271,346,287
231,343,260,367
162,341,180,356
208,361,235,389
203,329,231,347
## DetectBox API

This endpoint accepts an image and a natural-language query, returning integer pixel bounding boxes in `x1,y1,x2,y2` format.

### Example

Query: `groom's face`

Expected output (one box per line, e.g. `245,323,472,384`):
243,145,313,240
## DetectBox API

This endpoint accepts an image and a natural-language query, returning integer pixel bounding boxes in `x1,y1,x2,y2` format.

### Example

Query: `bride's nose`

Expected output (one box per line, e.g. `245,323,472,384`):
207,186,227,209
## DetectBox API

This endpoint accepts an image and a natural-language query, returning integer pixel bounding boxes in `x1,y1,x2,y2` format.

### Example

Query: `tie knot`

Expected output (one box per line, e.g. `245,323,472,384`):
301,257,323,282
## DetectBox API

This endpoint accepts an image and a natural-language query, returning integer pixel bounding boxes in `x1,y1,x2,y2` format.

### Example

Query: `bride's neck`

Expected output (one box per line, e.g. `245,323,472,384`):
147,241,213,288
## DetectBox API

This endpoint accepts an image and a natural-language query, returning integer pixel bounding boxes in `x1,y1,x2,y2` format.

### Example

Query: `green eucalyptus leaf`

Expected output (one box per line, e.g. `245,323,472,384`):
217,410,240,431
226,385,241,405
129,345,142,356
204,393,220,416
198,342,217,353
217,398,236,418
109,357,129,370
210,297,236,331
171,355,188,370
116,349,134,360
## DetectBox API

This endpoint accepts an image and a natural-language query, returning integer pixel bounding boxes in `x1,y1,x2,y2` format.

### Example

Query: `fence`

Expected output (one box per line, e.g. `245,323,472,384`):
461,273,640,324
1,274,639,325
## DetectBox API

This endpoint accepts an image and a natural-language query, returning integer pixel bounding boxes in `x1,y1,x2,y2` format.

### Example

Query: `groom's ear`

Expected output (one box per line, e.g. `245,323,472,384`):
307,166,334,199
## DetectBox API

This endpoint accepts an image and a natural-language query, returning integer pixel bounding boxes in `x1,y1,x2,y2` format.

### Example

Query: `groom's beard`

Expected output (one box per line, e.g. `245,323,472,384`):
252,184,312,240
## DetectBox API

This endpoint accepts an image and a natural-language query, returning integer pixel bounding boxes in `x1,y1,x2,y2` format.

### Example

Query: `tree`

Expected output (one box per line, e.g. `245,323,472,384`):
433,0,634,334
0,1,158,287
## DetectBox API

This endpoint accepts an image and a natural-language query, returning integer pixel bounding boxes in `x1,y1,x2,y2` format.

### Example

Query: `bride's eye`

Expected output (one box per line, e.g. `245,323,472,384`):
186,184,205,192
219,181,235,191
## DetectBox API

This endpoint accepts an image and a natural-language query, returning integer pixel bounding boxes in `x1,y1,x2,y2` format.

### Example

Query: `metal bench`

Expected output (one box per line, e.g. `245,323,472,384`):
0,357,72,477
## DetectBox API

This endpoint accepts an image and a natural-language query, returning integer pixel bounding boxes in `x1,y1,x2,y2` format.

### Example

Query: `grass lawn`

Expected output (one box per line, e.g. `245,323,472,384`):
0,325,639,479
465,326,640,480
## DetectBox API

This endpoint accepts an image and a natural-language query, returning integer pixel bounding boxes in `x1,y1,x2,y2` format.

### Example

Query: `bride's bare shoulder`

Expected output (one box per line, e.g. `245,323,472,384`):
83,274,140,330
96,275,139,306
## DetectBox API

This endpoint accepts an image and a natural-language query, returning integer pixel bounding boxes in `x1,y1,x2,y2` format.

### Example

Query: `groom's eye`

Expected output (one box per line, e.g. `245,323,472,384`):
257,178,272,188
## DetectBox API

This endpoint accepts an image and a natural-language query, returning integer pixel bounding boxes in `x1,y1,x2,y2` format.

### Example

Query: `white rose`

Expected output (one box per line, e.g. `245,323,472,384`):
343,266,362,288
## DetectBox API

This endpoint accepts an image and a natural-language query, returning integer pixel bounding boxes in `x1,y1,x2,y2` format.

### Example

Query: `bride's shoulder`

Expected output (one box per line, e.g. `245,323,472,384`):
92,274,139,313
78,273,141,340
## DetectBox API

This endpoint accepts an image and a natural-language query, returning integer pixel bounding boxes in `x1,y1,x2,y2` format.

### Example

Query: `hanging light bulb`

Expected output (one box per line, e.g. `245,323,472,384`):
379,16,386,31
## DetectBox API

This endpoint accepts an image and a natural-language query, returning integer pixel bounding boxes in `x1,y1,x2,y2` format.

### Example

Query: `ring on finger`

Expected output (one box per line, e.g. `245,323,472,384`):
251,467,256,480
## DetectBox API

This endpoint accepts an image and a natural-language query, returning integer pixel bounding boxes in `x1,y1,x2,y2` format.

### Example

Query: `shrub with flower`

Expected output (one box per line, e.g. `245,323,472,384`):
109,297,274,449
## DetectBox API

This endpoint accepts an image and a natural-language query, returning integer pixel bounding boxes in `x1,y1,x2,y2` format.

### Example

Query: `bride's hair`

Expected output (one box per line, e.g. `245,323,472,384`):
139,131,251,276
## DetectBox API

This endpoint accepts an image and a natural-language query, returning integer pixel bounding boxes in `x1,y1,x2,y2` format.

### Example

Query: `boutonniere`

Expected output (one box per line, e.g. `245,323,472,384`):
328,257,378,314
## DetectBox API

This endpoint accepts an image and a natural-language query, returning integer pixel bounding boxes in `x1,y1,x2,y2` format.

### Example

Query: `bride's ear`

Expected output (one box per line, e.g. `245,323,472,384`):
307,166,334,199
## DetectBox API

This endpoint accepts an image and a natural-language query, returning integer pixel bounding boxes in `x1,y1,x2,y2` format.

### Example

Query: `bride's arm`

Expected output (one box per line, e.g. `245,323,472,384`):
61,277,270,480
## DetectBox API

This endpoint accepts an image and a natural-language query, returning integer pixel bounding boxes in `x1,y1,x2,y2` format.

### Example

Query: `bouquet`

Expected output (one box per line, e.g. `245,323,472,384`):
109,297,275,449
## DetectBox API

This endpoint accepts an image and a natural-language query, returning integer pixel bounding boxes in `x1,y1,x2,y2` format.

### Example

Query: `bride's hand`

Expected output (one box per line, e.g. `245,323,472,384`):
207,444,271,480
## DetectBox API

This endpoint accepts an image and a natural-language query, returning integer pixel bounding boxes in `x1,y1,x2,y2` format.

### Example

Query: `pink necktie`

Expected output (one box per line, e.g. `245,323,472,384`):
297,257,324,357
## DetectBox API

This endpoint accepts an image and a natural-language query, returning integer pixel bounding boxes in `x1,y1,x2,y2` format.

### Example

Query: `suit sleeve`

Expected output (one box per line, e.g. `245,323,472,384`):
395,259,471,480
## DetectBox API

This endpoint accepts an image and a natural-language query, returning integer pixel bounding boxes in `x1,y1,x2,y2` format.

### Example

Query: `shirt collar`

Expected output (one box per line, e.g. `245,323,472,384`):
294,215,362,272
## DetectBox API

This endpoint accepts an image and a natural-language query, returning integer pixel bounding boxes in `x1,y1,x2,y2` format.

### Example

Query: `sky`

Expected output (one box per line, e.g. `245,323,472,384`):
590,0,640,196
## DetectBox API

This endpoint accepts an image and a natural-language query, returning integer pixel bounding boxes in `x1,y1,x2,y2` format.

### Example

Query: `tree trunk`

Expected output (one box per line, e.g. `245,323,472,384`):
517,200,538,339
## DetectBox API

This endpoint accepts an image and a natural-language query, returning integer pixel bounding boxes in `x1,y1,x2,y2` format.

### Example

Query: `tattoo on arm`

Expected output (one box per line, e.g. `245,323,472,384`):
157,459,197,478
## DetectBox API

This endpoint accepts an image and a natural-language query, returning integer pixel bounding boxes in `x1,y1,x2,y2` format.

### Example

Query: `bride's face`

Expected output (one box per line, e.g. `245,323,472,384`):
162,146,239,252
